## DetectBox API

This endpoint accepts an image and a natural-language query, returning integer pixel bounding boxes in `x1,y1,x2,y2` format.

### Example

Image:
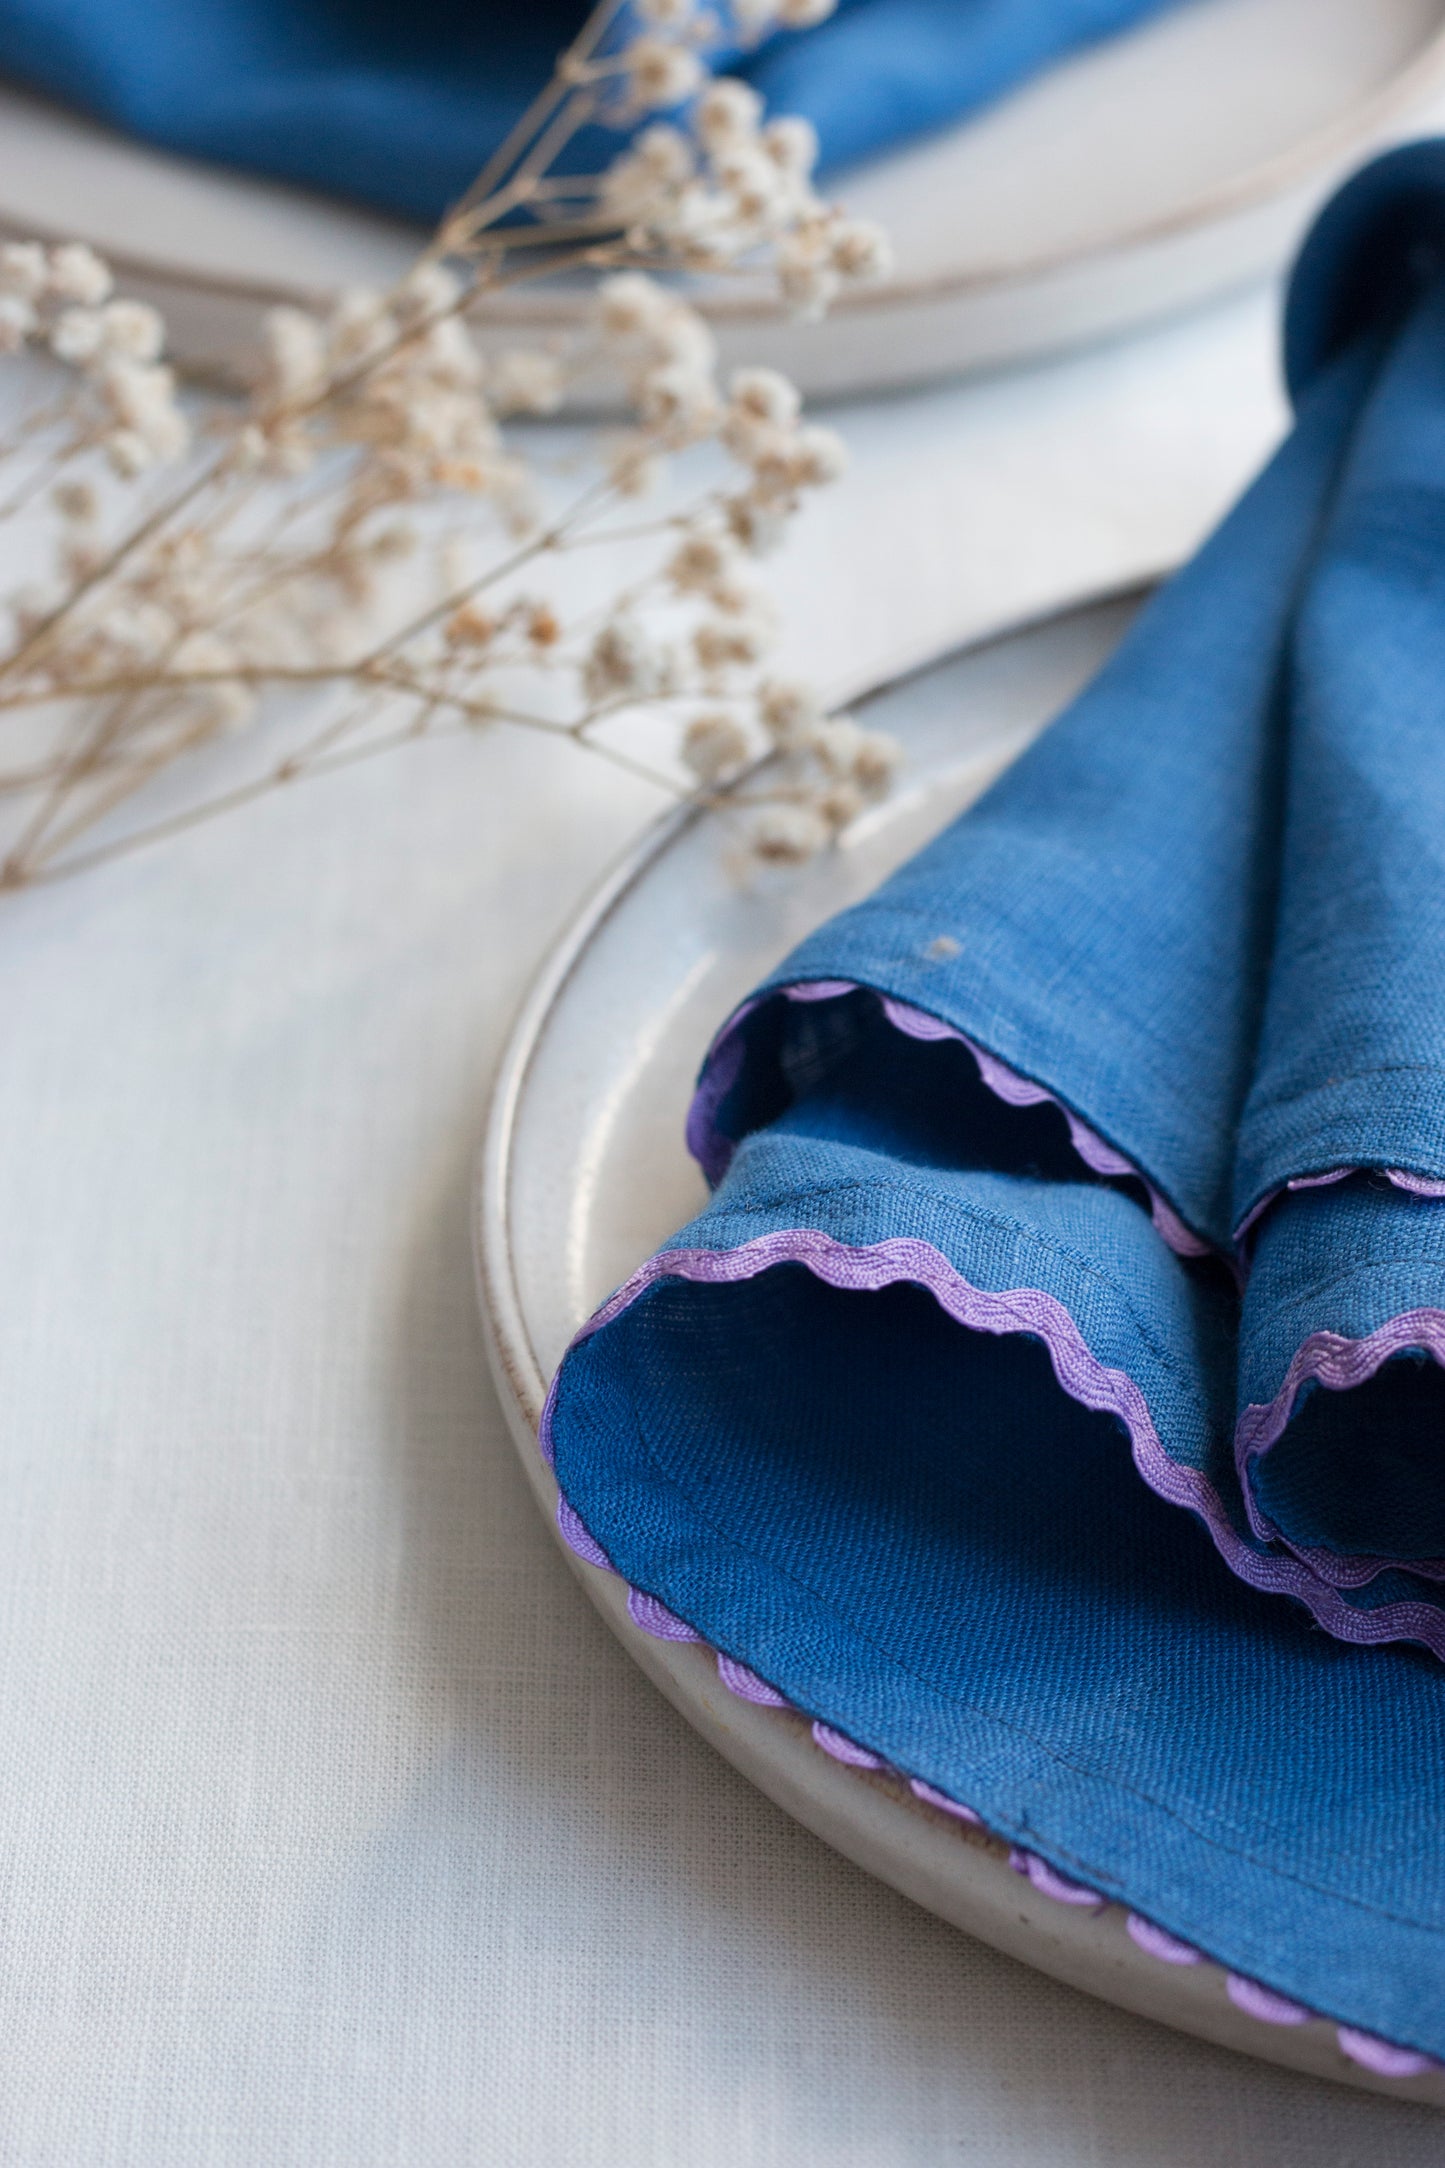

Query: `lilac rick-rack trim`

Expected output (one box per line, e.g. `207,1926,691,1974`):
687,981,1212,1257
541,1227,1441,2079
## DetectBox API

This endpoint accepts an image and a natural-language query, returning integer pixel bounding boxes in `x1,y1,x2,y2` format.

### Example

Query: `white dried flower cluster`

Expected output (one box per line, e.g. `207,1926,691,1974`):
0,0,897,888
599,47,891,313
0,241,188,475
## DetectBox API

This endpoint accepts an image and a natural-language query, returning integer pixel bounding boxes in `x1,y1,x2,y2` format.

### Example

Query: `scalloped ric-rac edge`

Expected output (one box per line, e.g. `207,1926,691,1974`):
685,981,1213,1259
540,1230,1442,2083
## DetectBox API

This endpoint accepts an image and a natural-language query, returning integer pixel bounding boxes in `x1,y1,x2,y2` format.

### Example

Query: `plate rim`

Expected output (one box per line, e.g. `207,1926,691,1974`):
4,14,1445,322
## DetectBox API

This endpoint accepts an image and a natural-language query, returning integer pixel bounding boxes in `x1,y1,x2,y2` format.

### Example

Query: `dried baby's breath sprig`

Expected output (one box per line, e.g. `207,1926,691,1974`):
0,0,896,888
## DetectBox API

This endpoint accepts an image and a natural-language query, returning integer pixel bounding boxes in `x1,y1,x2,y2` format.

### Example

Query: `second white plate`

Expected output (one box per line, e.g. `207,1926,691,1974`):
3,0,1444,393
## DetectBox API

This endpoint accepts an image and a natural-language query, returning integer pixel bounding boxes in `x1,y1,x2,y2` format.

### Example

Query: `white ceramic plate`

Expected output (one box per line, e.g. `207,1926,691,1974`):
4,0,1445,394
475,591,1445,2104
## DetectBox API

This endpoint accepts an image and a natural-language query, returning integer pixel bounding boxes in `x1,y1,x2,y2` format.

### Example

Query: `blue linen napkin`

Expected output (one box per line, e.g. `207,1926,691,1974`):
546,143,1445,2065
0,0,1179,223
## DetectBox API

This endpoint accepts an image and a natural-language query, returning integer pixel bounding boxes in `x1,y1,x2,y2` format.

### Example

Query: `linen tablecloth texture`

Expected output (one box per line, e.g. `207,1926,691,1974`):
0,0,1180,222
547,142,1445,2070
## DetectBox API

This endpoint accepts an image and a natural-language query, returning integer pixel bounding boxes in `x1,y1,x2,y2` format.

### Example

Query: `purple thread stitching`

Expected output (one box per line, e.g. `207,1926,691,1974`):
628,1587,703,1642
813,1720,885,1770
1235,1311,1445,1578
717,1653,789,1706
623,1530,1438,2068
1387,1171,1445,1199
686,982,1212,1259
910,1778,981,1824
1236,1167,1445,1244
542,1231,1445,2070
1337,2029,1438,2078
1227,1977,1312,2026
879,995,1211,1260
556,1443,1433,2068
1010,1850,1105,1908
557,1495,611,1570
542,1231,1445,1661
1127,1915,1202,1964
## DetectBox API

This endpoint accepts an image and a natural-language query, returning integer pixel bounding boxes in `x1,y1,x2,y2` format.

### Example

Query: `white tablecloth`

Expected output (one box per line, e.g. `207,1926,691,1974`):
2,294,1442,2165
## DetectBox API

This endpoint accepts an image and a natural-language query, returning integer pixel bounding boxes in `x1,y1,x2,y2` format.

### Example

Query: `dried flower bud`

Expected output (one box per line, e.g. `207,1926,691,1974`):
733,426,802,501
646,302,716,374
626,36,705,111
695,78,763,151
263,306,327,399
601,127,697,224
256,421,315,476
722,491,787,556
761,116,818,175
61,536,107,585
632,122,695,183
809,716,865,776
750,802,829,863
713,145,783,225
0,293,35,352
681,710,749,782
648,178,738,269
693,610,771,676
48,242,113,306
444,601,498,649
777,249,839,320
98,299,165,362
396,261,462,322
233,422,268,470
830,218,892,283
728,366,801,431
809,716,900,797
419,315,484,389
596,272,671,343
49,307,104,365
637,0,696,24
327,287,394,365
104,429,151,478
524,602,562,649
199,681,256,734
584,616,667,703
489,348,565,415
817,780,864,831
851,728,902,797
758,678,822,748
791,423,848,486
52,479,99,523
707,569,762,618
99,359,184,444
602,433,662,498
666,529,736,595
635,362,720,440
0,242,47,300
776,0,837,22
731,0,779,33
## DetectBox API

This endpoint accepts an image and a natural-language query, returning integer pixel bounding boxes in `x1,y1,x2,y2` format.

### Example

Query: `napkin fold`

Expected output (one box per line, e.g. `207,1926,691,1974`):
0,0,1179,223
546,144,1445,2064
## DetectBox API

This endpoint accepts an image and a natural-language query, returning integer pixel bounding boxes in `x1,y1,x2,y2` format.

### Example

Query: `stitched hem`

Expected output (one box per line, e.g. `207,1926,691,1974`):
1236,1166,1445,1245
543,1227,1445,1660
1235,1309,1445,1586
686,982,1213,1258
542,1237,1441,2075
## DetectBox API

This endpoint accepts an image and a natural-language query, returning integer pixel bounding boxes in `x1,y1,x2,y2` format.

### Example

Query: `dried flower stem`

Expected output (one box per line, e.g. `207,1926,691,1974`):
0,0,901,889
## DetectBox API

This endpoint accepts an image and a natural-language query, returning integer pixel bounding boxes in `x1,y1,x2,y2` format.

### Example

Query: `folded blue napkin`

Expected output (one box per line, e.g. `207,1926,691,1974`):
546,143,1445,2072
0,0,1179,222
